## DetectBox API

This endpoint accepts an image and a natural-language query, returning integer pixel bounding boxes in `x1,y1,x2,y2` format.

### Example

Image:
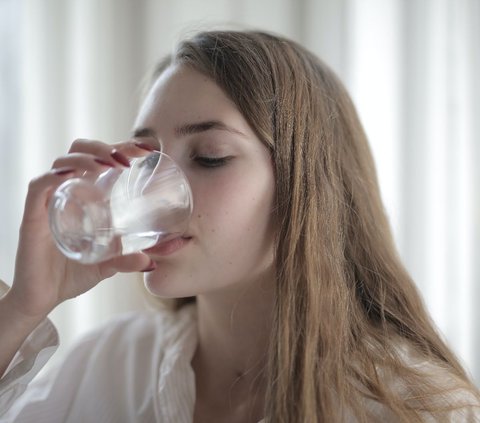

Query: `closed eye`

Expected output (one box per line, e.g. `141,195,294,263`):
193,155,233,168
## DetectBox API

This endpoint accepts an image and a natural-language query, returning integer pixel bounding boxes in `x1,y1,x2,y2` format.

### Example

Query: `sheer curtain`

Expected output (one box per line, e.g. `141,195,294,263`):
0,0,478,383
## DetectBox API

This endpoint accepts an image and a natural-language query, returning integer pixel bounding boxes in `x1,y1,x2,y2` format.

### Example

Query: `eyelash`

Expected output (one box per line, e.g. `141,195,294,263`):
192,155,233,168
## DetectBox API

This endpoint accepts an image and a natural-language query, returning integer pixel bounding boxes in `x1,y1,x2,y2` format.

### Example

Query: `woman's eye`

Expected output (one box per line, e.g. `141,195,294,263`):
193,155,233,168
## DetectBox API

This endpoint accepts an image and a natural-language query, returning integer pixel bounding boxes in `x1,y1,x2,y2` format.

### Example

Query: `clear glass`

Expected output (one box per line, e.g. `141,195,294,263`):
48,151,192,264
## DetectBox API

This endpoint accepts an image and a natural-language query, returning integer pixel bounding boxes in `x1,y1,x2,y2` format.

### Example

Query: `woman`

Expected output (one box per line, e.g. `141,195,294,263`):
1,30,479,422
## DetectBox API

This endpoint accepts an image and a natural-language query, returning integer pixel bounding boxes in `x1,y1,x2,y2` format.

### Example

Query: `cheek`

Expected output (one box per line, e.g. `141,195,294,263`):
192,169,275,253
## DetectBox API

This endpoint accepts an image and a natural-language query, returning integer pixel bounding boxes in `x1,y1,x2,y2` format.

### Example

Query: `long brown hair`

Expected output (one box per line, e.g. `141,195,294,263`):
150,30,480,422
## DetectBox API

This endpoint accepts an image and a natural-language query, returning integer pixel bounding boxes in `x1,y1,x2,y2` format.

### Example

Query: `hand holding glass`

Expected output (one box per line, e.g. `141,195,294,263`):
49,151,192,264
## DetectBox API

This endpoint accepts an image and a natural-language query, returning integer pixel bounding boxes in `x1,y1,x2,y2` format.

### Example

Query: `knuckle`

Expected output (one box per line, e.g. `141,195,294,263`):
73,138,88,144
70,138,88,152
70,138,110,155
27,175,43,192
51,157,65,168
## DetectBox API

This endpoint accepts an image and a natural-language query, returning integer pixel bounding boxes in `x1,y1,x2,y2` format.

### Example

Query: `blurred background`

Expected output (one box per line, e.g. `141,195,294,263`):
0,0,479,384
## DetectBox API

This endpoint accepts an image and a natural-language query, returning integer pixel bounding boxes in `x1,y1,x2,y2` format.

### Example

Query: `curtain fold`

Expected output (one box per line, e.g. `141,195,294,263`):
0,0,478,383
399,0,480,379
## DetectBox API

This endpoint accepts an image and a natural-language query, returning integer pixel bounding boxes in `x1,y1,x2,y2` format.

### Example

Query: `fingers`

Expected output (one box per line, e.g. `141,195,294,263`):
24,146,124,222
69,137,160,162
22,136,162,243
98,252,156,278
61,139,130,169
23,168,81,220
68,138,145,157
51,152,117,172
111,136,160,159
48,137,160,173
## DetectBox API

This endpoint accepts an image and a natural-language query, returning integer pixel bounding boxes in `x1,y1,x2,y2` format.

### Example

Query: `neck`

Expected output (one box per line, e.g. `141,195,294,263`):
192,273,274,420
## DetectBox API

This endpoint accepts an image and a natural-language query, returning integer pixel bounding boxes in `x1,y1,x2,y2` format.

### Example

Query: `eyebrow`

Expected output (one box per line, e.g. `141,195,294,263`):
175,120,246,138
131,120,247,139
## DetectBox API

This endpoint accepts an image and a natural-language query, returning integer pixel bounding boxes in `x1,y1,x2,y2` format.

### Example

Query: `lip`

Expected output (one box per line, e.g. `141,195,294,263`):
143,236,192,257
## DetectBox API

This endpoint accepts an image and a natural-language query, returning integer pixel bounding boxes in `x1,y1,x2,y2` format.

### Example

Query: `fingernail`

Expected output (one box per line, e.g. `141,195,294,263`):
53,167,75,176
94,158,115,167
111,150,131,167
141,260,156,272
134,141,155,152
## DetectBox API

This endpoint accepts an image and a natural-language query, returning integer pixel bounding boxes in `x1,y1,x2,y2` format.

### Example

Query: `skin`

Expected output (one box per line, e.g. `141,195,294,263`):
134,65,276,422
0,65,276,422
0,142,154,380
136,65,275,298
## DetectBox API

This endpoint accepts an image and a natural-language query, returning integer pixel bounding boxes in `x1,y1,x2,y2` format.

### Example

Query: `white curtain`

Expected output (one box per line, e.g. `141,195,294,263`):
0,0,478,384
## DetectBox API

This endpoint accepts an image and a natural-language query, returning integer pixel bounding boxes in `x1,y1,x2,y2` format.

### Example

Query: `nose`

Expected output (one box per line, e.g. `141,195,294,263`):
139,151,193,228
154,139,182,170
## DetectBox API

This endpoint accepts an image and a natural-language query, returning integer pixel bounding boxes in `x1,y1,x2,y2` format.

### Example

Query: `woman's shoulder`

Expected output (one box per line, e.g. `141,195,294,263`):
0,303,197,421
80,303,196,350
61,303,197,372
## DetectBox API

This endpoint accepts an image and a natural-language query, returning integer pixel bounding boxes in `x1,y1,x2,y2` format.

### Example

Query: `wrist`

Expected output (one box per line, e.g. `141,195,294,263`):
0,289,49,331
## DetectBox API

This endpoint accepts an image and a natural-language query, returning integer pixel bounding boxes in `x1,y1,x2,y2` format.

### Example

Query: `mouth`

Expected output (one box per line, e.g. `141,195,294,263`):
143,235,192,257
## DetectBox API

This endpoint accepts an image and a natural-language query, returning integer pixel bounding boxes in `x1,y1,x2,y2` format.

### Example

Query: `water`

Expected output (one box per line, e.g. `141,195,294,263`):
120,230,162,253
49,153,192,264
52,191,185,263
57,229,163,264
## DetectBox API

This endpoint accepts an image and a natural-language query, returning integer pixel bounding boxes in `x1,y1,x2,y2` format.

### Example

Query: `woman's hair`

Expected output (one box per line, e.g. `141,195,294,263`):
149,30,480,422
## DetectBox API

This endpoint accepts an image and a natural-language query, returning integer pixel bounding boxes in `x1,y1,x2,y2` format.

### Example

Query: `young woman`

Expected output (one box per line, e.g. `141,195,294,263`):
0,30,479,423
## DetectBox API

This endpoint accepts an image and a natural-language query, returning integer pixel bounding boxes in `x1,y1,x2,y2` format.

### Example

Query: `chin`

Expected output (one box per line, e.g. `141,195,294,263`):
142,270,196,299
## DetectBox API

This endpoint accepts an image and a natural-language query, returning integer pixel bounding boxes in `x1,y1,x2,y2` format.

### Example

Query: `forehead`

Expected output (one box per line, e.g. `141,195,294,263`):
134,65,241,129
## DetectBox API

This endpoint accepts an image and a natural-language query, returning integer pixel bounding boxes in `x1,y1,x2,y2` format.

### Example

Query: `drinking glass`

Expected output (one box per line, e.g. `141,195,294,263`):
48,151,192,264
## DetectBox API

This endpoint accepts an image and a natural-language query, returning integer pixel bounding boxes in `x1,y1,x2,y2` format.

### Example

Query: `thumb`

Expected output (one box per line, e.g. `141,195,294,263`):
98,253,156,276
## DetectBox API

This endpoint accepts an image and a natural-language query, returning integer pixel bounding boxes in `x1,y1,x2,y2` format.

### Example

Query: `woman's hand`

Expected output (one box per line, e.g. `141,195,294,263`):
4,138,156,321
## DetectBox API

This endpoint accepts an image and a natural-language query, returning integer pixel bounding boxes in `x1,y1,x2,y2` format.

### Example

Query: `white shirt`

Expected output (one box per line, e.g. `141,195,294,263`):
0,305,203,423
0,296,479,422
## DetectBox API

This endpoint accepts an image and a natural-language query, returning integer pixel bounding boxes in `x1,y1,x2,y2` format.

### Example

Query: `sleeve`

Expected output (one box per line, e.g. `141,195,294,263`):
0,319,59,418
0,280,59,420
0,313,115,422
0,307,152,423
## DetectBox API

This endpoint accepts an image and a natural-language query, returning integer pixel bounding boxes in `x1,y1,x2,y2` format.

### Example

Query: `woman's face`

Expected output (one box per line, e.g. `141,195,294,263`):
134,65,275,298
